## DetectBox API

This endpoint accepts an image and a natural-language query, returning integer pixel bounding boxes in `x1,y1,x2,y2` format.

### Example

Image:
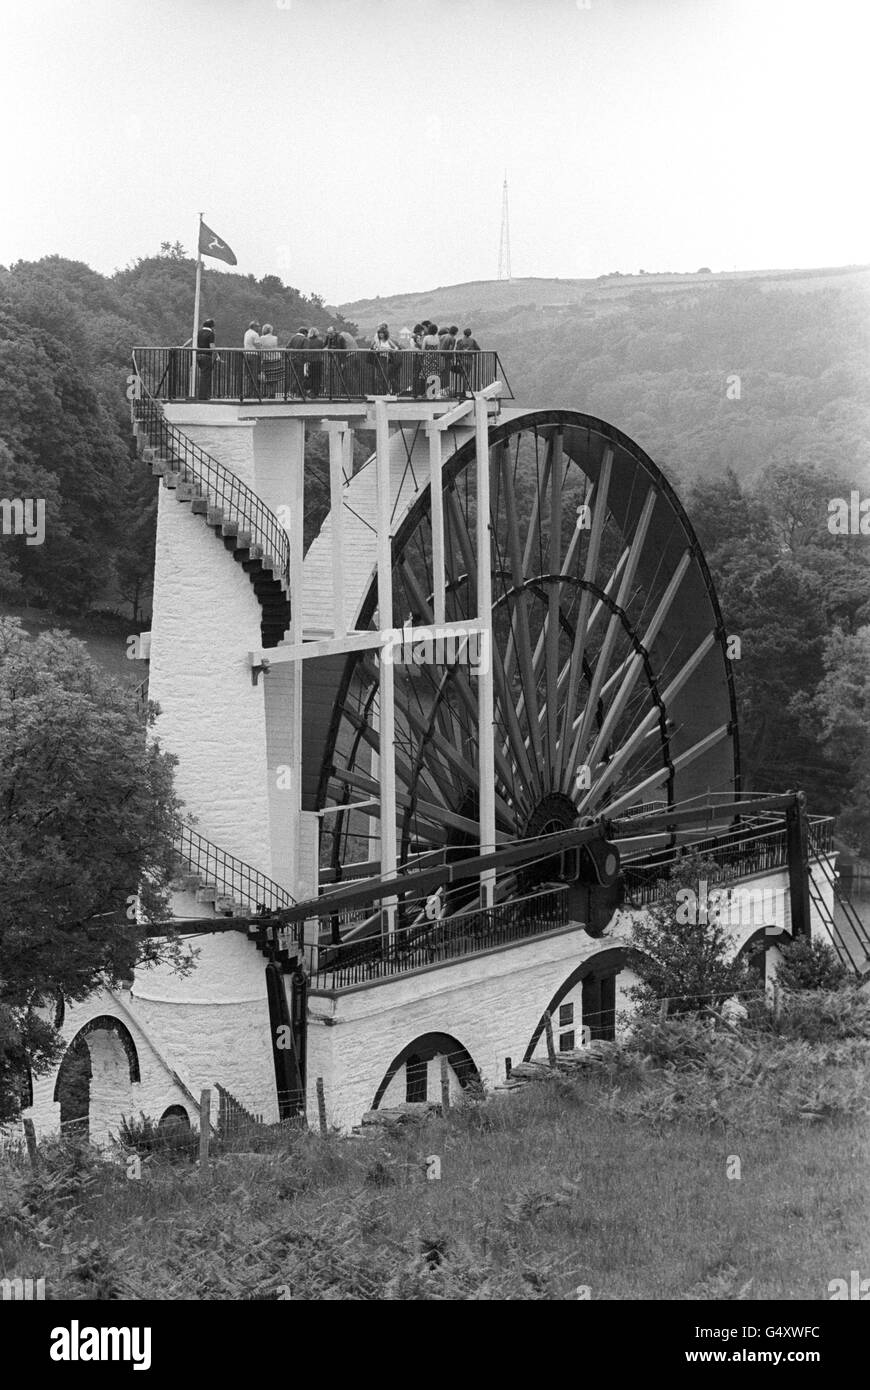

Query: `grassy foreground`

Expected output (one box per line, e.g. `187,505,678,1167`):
2,1004,869,1301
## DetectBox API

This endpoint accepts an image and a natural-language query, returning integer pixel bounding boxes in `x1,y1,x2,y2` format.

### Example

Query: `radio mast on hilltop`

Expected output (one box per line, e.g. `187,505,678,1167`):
498,174,512,281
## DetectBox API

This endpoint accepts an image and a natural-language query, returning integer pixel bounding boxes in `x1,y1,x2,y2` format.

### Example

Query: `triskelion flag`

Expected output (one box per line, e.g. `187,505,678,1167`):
198,221,238,266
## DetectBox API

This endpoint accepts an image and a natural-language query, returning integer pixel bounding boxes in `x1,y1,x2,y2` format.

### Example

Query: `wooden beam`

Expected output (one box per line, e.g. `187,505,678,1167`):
475,396,496,908
375,398,397,935
427,422,446,627
323,420,349,636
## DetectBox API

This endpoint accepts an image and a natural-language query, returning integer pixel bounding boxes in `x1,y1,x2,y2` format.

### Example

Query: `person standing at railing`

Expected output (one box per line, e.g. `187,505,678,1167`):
454,327,477,395
257,322,279,398
196,318,216,400
371,324,398,393
420,323,441,398
306,325,325,396
456,327,480,351
243,320,262,397
323,326,346,397
285,325,307,396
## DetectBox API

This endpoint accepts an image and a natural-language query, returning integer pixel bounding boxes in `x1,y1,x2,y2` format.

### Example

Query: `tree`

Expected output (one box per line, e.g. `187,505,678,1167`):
774,937,848,992
803,625,870,853
627,852,753,1017
0,618,189,1123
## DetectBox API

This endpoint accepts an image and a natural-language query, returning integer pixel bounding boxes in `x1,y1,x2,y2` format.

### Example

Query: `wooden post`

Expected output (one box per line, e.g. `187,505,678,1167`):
198,1088,211,1167
289,422,306,899
475,396,496,908
440,1055,450,1114
505,1056,512,1079
374,399,397,938
324,420,348,636
785,793,813,940
316,1076,328,1136
427,423,446,627
22,1118,39,1172
659,998,668,1022
544,1012,556,1066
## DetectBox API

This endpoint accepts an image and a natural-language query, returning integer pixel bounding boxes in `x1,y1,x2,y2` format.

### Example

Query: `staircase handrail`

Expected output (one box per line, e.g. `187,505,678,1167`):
131,351,290,589
174,821,296,913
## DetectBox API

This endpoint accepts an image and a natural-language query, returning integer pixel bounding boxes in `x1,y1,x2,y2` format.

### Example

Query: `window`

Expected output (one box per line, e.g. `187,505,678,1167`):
559,1003,574,1027
559,1031,575,1052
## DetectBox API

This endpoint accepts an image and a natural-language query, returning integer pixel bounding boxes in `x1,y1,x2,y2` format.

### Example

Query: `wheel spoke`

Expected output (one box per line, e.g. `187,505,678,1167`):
575,631,716,813
545,430,564,779
583,550,691,775
558,447,613,791
567,486,656,781
499,443,545,772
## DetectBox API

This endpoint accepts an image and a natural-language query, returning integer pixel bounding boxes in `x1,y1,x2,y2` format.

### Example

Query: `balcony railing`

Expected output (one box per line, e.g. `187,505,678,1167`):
311,884,569,990
622,815,835,907
132,347,513,404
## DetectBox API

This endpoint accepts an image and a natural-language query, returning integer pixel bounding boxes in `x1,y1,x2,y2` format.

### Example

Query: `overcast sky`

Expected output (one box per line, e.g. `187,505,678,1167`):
1,0,867,303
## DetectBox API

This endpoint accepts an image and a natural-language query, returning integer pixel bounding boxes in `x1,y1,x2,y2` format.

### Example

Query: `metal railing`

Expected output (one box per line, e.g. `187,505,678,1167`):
133,346,513,404
807,821,870,973
311,884,569,990
175,823,296,913
131,360,290,589
622,815,835,907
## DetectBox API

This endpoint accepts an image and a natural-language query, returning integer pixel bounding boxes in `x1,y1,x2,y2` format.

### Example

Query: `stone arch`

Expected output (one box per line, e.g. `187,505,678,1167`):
158,1105,191,1131
53,1016,141,1138
54,1036,92,1136
372,1032,479,1111
736,926,791,987
525,947,628,1060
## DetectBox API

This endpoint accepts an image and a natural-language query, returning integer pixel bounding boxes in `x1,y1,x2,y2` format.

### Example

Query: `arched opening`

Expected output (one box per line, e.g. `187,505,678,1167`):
372,1032,479,1111
54,1037,92,1138
53,1016,141,1138
525,947,627,1060
158,1105,191,1132
737,927,791,989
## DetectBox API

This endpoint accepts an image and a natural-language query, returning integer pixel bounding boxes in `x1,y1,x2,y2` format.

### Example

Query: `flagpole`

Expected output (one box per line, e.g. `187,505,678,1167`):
189,213,203,398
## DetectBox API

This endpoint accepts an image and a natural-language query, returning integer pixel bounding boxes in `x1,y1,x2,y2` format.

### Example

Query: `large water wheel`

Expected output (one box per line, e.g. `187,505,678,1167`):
311,410,739,902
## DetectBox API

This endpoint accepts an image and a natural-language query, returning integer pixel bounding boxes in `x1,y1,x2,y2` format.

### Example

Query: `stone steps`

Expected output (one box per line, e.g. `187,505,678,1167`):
133,401,292,646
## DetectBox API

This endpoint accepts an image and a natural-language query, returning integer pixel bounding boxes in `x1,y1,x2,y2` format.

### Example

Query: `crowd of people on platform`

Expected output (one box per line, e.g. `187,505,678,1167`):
238,318,481,355
193,316,484,399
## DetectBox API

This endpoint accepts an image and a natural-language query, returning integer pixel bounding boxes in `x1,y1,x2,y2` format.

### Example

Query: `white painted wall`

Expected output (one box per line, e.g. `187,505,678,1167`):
305,919,635,1132
21,933,278,1145
148,442,274,877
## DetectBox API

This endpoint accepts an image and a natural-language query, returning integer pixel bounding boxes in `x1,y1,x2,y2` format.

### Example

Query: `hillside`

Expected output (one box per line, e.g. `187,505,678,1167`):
341,263,870,335
342,263,870,486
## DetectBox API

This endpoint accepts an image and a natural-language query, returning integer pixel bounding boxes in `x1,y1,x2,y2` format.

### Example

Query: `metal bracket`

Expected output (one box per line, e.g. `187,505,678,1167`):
251,658,271,686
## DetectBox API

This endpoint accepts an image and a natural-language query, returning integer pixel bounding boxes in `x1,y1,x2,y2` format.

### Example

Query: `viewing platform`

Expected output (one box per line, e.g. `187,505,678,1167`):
133,346,513,406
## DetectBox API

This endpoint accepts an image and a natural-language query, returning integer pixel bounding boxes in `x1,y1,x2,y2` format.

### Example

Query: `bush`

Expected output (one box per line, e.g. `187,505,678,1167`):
627,851,755,1017
774,937,849,991
115,1111,198,1162
768,985,870,1043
